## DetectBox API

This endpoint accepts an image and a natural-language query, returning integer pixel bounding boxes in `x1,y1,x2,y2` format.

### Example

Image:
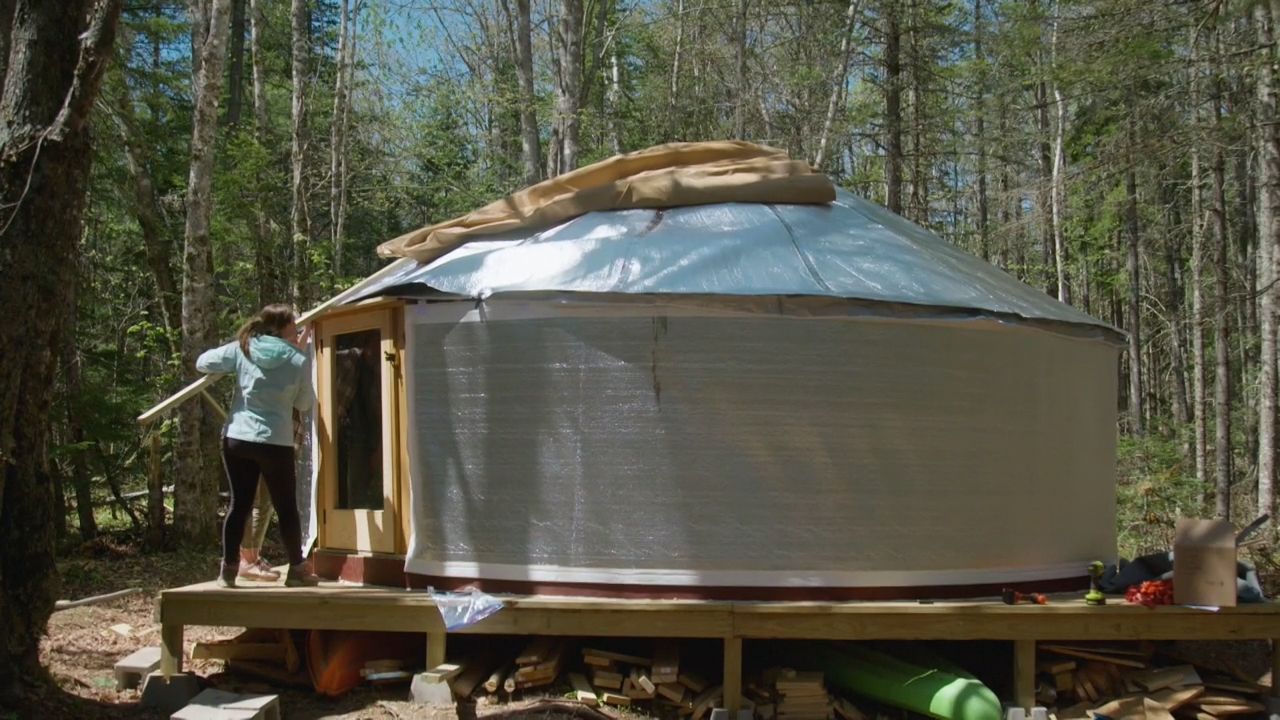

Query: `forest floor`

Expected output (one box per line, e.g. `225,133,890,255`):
25,536,605,720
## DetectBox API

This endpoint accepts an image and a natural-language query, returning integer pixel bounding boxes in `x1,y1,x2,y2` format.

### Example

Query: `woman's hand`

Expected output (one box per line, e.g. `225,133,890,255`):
291,323,313,352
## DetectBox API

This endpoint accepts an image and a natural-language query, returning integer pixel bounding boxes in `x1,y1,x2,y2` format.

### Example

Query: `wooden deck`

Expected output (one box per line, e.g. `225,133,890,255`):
158,578,1280,712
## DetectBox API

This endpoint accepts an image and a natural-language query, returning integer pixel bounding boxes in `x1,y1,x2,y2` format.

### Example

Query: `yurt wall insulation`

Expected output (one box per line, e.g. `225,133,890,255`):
319,188,1121,598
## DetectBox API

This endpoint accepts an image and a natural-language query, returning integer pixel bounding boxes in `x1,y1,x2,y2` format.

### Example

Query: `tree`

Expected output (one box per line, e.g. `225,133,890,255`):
290,0,310,303
175,0,233,545
0,0,122,700
552,0,584,173
1256,0,1280,520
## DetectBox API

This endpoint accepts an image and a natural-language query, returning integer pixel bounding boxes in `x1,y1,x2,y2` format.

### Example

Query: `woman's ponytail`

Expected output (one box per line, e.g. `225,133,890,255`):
236,304,297,359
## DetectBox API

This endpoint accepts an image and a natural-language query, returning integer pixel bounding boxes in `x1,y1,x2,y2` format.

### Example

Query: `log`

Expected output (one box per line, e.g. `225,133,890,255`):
54,587,141,611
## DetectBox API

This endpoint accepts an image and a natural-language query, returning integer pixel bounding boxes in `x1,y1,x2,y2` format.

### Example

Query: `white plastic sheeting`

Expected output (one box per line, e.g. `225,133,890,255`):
357,189,1107,331
403,300,1117,589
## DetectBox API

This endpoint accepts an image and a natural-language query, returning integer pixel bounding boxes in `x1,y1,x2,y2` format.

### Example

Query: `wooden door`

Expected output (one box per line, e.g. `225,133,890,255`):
317,309,398,553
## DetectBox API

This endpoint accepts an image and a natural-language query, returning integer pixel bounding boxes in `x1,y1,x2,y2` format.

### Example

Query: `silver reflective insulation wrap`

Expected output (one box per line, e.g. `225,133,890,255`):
402,302,1117,588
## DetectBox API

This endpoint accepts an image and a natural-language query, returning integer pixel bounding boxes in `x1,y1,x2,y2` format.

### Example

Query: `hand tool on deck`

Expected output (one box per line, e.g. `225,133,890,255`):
1085,561,1106,606
1001,588,1048,605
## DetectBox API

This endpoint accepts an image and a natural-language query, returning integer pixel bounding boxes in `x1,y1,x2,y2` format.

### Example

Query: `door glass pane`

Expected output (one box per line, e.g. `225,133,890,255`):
334,329,383,510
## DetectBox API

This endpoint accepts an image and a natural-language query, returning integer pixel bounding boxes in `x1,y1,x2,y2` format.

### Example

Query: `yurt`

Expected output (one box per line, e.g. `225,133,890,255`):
306,142,1121,599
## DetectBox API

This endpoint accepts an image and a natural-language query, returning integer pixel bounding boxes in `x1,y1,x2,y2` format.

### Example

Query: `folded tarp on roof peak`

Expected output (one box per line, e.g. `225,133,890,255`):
376,140,835,262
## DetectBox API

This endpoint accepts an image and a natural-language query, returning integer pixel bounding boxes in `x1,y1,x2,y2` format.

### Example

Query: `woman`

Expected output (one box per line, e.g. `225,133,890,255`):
197,304,319,588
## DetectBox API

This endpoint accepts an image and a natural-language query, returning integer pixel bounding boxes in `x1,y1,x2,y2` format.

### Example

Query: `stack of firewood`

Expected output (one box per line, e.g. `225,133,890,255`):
1037,643,1268,719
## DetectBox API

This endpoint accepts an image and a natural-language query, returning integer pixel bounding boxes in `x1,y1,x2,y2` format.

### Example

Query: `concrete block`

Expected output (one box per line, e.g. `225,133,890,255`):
114,646,162,690
411,672,455,706
1004,709,1026,720
140,672,202,715
171,688,280,720
709,709,730,720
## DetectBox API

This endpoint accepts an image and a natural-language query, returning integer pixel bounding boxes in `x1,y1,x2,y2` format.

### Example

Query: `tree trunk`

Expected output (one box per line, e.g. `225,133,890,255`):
1126,122,1144,436
973,0,989,261
814,0,860,170
607,35,622,156
551,0,583,173
0,0,121,700
226,0,245,126
1191,29,1209,488
249,0,275,306
1050,4,1068,303
112,84,181,346
511,0,540,184
62,315,96,542
668,0,684,139
290,0,310,303
732,0,747,138
329,0,350,277
1164,195,1191,430
883,2,903,214
176,0,233,546
1212,56,1232,519
1256,0,1280,520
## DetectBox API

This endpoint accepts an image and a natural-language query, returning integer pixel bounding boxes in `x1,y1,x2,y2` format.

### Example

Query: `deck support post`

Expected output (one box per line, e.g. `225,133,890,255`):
427,630,447,669
161,623,184,677
1272,639,1280,699
1013,639,1036,711
723,635,742,713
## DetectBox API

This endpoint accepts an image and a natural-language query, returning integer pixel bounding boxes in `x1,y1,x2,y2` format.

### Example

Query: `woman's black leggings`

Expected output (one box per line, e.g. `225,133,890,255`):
221,438,304,567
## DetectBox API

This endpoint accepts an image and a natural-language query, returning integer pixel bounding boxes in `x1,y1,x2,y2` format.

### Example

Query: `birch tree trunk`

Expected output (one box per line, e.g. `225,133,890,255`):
1256,0,1279,519
0,0,121,699
1191,28,1209,487
290,0,310,304
176,0,233,546
1050,4,1068,303
814,0,860,170
512,0,540,184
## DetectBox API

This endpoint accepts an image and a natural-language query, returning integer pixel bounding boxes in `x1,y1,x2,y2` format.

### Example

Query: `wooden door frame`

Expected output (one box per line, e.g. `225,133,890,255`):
315,303,404,554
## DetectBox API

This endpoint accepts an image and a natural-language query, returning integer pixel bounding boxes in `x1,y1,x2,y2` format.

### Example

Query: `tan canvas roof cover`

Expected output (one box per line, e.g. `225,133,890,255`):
377,141,835,262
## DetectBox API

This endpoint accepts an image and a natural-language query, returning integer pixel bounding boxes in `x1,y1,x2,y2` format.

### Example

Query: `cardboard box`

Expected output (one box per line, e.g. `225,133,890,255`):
1173,517,1237,607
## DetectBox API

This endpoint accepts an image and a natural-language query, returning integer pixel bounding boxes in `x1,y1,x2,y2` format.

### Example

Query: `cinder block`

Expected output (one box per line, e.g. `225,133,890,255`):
709,709,731,720
114,646,162,690
171,688,280,720
411,672,455,706
140,672,202,715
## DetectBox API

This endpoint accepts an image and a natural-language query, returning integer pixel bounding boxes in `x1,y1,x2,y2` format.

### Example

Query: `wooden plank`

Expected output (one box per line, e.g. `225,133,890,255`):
592,670,623,690
657,683,689,704
653,639,680,683
691,684,724,720
1041,645,1147,668
600,692,631,706
484,663,512,694
680,672,710,693
1128,664,1201,691
1013,639,1036,711
518,637,560,665
190,641,285,662
423,663,463,683
161,623,183,677
1273,637,1280,700
1148,685,1204,711
582,647,652,666
569,673,599,706
427,631,447,670
723,636,743,714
